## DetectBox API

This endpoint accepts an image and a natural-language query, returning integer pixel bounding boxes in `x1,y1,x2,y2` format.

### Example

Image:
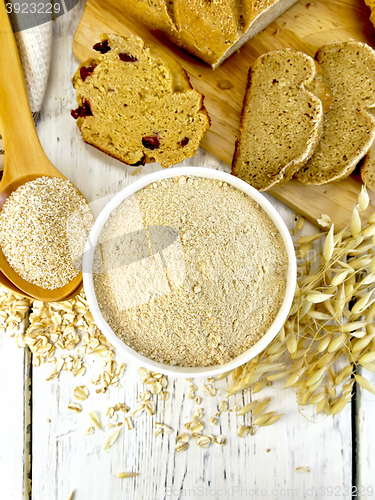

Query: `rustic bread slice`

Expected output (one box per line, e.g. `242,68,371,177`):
71,34,210,168
297,41,375,185
361,140,375,191
231,49,324,191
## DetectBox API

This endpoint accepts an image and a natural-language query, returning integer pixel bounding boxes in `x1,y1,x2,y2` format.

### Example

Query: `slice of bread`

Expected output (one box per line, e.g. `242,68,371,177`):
231,49,324,191
361,141,375,191
297,41,375,185
71,34,210,168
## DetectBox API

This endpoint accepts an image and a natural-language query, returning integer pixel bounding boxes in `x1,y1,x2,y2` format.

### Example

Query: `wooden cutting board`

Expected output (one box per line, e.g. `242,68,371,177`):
73,0,375,230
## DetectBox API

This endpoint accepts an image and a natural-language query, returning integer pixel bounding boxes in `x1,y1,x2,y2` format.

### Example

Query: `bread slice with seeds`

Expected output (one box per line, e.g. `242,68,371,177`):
71,34,210,168
231,49,324,191
296,41,375,185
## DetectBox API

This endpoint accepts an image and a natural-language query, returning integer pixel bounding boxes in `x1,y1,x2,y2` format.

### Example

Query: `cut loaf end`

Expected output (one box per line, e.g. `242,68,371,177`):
214,0,299,68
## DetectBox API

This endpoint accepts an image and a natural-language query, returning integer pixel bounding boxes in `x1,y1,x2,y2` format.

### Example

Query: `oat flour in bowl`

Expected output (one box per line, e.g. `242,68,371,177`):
93,175,288,367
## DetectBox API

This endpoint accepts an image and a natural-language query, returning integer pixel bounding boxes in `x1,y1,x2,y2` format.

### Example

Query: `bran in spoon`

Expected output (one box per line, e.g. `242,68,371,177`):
0,176,93,289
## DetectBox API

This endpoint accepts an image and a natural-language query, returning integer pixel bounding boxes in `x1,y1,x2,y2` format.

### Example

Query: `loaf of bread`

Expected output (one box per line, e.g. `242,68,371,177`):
297,42,375,185
231,49,324,191
71,34,210,168
106,0,299,68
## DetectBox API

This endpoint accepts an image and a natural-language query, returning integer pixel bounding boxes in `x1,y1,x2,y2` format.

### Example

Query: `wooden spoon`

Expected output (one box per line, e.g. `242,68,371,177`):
0,1,87,301
0,275,83,302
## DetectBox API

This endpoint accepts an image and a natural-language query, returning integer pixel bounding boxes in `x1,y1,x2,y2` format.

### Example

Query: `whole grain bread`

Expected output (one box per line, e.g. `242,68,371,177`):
361,141,375,191
71,34,210,168
231,49,324,191
107,0,298,68
296,41,375,185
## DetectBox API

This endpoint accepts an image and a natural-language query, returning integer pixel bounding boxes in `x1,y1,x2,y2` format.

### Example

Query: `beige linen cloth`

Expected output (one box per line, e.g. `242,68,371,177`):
0,21,52,178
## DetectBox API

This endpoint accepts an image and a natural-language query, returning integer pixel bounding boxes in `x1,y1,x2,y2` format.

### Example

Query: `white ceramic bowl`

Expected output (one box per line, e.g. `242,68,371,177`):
83,167,296,378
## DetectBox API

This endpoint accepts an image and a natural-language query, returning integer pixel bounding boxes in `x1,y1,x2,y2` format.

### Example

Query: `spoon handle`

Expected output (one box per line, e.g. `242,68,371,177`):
0,1,45,186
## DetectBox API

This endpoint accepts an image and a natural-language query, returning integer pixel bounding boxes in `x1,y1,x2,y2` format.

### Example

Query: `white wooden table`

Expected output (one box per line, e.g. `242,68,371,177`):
1,2,375,499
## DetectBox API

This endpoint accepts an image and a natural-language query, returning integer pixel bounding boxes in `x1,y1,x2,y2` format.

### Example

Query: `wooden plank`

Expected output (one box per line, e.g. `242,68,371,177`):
356,368,375,496
72,0,375,230
30,7,353,494
32,362,354,500
0,325,31,500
